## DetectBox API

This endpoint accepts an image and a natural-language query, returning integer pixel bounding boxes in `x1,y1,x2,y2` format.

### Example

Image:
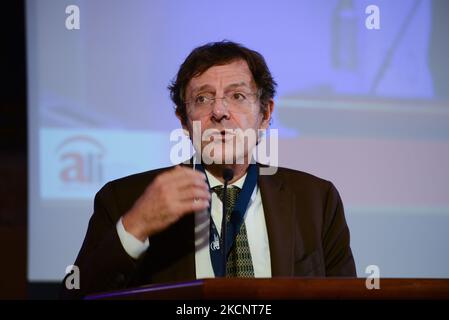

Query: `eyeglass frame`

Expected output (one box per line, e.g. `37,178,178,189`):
184,89,261,111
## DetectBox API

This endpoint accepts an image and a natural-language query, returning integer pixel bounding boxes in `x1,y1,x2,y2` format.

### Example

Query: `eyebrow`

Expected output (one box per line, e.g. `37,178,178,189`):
190,82,251,96
191,84,214,95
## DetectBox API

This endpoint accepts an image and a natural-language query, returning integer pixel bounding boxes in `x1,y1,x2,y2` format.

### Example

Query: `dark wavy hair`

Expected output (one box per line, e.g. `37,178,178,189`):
168,41,277,124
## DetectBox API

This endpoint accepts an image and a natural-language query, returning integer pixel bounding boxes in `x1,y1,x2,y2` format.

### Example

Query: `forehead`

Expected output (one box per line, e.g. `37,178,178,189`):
186,60,255,93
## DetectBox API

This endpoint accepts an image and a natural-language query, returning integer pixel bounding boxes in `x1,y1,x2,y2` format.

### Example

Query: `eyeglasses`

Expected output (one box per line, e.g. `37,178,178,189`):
185,90,259,115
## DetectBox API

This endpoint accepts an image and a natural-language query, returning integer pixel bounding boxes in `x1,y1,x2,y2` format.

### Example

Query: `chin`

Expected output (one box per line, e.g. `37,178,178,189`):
201,151,246,166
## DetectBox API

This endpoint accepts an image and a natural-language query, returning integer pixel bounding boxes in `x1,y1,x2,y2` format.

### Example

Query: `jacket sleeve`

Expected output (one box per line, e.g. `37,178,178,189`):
59,182,143,299
322,182,357,277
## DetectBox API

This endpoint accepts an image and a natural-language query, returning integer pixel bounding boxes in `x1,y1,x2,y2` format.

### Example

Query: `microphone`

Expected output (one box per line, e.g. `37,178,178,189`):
221,167,234,277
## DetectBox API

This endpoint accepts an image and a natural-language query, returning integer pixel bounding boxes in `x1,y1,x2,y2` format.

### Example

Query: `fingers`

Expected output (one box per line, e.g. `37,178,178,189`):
168,167,211,214
169,165,207,184
161,166,209,193
176,186,211,202
176,198,210,215
170,175,209,193
131,166,212,238
154,166,207,190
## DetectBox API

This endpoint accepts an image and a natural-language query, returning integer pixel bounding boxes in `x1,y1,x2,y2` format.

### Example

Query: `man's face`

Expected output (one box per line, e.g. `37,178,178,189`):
181,59,273,165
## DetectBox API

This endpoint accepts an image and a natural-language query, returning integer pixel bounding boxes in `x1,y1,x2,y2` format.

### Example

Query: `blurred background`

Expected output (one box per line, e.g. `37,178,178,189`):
1,0,449,299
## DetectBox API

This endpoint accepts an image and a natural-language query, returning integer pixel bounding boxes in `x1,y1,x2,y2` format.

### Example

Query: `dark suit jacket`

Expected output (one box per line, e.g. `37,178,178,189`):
60,164,356,299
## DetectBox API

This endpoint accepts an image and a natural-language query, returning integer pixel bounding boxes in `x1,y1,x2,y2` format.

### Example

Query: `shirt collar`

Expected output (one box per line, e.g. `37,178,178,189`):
205,169,247,189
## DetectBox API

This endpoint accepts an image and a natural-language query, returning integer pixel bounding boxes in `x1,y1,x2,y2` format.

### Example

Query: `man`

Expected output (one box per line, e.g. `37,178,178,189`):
61,41,356,299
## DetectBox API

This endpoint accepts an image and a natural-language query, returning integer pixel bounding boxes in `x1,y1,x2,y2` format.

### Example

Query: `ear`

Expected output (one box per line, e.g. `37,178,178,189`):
259,99,274,130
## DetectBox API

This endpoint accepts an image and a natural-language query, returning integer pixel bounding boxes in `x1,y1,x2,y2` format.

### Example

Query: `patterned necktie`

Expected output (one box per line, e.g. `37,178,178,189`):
212,185,255,277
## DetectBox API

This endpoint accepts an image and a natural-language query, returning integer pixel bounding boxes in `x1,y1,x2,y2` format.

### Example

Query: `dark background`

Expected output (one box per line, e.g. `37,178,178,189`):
1,1,78,300
0,0,27,299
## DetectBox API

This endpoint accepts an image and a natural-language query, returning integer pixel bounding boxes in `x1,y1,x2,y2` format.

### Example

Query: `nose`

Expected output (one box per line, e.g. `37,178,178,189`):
211,97,230,122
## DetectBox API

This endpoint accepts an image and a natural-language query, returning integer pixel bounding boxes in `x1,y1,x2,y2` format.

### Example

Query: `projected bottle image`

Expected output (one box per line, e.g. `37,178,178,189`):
332,0,358,71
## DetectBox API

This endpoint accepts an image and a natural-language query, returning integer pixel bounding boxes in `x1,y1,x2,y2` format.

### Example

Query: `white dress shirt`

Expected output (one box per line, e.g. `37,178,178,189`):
116,169,272,278
116,216,149,259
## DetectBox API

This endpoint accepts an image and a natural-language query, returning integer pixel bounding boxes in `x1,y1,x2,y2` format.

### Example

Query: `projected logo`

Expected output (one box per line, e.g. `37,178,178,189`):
56,135,105,185
40,128,171,199
40,130,107,199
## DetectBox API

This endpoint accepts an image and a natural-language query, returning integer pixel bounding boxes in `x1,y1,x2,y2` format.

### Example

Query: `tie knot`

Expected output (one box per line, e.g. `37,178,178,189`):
212,185,241,209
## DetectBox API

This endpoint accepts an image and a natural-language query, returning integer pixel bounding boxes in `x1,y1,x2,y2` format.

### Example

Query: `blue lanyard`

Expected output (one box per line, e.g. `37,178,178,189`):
195,163,258,277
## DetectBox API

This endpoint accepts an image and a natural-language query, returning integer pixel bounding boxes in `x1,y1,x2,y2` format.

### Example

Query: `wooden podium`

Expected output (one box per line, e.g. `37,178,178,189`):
86,278,449,300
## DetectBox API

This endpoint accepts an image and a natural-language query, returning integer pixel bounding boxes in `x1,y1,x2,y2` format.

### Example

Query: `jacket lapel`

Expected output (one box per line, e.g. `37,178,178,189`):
259,170,296,277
